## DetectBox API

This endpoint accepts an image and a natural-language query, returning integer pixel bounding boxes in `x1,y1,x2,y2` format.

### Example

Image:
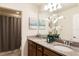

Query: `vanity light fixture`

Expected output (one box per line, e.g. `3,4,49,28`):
44,3,62,12
57,3,62,9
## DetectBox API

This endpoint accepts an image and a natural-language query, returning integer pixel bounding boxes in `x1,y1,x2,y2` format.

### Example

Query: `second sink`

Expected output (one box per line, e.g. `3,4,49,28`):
54,45,74,52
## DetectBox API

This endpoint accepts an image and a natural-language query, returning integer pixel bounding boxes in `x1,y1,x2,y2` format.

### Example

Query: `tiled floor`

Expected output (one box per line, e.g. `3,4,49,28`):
0,49,21,56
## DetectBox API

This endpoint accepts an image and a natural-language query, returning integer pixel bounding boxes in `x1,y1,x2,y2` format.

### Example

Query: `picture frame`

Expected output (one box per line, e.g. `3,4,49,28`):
29,16,46,30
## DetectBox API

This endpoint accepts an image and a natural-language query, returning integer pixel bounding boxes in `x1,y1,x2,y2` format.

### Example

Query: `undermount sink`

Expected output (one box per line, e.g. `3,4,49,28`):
54,45,74,52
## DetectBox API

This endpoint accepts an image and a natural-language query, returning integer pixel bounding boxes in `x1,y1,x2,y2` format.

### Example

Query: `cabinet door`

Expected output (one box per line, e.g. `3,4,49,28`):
28,45,36,56
28,40,36,56
31,47,36,56
37,44,43,56
37,50,42,56
43,48,61,56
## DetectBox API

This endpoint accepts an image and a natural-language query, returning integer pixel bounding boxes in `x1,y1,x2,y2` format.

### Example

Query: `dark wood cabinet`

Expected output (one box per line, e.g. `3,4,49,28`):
43,47,61,56
28,40,63,56
37,44,43,56
28,40,36,56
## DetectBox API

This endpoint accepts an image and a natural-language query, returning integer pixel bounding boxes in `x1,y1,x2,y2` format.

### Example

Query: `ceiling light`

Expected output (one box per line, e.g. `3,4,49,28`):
16,11,20,14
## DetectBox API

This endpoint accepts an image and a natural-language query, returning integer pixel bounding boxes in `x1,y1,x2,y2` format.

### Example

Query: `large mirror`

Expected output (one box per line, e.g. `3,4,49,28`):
37,3,79,42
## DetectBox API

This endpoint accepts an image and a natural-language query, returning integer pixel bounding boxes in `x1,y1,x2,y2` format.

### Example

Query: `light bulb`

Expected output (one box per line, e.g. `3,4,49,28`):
49,8,53,12
44,5,48,10
57,4,62,9
48,3,53,9
53,7,57,11
53,3,57,7
16,11,20,14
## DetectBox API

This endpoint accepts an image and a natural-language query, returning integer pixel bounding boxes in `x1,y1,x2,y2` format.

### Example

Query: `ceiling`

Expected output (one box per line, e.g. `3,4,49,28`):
34,3,78,13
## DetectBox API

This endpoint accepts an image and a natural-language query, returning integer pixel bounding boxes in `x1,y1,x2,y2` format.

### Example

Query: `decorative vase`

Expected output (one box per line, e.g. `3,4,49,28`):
47,34,60,43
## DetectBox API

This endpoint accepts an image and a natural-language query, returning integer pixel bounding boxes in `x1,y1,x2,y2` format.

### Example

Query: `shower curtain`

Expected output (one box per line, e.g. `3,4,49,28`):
0,15,21,52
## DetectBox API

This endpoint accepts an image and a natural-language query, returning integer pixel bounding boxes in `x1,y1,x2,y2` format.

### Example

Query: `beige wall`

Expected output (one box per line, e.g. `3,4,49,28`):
58,5,79,41
0,3,38,55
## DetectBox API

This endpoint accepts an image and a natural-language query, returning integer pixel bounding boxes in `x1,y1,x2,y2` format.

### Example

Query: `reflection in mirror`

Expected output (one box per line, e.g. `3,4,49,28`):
33,3,79,43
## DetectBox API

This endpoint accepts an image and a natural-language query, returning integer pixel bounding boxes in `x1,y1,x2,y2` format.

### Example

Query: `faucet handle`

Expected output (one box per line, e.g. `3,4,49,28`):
69,41,73,46
64,40,67,45
64,40,73,46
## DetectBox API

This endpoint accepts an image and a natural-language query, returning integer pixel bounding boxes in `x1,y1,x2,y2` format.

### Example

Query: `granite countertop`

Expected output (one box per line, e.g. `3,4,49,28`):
27,36,79,56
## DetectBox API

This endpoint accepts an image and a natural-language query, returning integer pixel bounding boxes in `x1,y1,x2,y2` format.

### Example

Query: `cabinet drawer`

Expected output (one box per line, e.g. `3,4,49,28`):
37,50,42,56
37,44,43,52
28,40,36,48
44,48,60,56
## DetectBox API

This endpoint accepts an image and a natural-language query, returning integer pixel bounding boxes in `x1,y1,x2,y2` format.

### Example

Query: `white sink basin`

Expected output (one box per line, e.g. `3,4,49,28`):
54,46,74,52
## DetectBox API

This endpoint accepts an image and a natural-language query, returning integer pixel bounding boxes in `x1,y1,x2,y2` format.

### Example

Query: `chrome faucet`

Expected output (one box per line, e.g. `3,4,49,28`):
64,40,72,47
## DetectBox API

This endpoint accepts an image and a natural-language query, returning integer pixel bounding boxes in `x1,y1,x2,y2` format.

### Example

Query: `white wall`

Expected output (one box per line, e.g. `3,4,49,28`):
0,3,38,55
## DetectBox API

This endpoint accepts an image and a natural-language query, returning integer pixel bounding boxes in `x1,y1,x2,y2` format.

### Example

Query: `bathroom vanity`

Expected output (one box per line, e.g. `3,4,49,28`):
28,40,63,56
27,36,79,56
